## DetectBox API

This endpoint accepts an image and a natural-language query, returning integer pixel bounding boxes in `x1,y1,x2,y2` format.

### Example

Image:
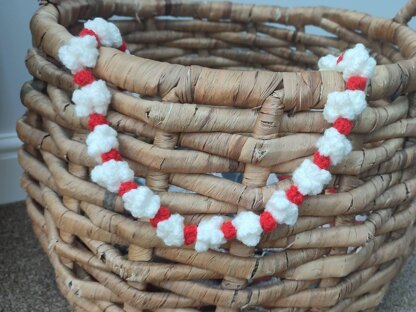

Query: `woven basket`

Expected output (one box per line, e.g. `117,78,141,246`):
18,0,416,310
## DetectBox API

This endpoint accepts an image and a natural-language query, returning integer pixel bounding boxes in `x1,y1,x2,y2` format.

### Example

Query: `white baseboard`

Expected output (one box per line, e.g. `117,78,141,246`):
0,132,25,205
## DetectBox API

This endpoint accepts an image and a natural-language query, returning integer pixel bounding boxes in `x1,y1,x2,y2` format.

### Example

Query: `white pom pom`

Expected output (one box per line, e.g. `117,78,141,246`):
122,186,160,218
195,216,226,252
86,125,118,161
85,18,123,48
72,80,111,117
292,159,332,195
232,211,263,246
337,44,376,80
156,214,184,246
316,127,352,165
265,190,298,226
323,90,367,123
318,54,339,71
90,160,134,192
58,36,99,72
355,214,368,222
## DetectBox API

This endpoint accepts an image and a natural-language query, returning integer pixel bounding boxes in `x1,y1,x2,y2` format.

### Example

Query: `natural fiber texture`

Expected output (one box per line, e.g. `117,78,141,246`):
19,0,416,310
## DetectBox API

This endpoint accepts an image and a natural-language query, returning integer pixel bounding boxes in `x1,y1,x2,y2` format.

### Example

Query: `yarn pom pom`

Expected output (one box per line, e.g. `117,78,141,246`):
265,190,299,226
90,160,134,193
118,181,138,197
232,211,263,246
184,224,198,245
156,214,185,246
195,216,226,252
101,148,122,163
73,70,95,86
286,185,305,205
150,207,171,228
123,186,160,219
333,117,354,135
84,18,123,48
260,211,277,233
313,152,331,170
346,76,367,91
221,221,237,240
88,113,108,131
119,41,128,52
58,35,99,72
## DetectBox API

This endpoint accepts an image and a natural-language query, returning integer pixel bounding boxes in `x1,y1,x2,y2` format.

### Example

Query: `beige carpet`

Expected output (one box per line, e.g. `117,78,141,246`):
0,201,415,311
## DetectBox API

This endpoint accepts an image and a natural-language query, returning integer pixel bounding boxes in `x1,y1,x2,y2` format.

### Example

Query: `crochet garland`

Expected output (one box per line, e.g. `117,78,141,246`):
58,18,376,252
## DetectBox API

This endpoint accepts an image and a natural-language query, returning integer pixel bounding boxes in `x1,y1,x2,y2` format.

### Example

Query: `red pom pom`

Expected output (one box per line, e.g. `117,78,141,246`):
346,76,367,91
325,187,337,194
286,185,305,205
221,221,237,240
79,28,100,47
73,70,95,86
313,151,331,170
260,211,277,233
101,148,122,163
88,113,109,131
149,207,171,228
336,53,344,64
184,224,198,245
333,117,354,135
278,175,291,181
118,181,138,197
119,41,128,52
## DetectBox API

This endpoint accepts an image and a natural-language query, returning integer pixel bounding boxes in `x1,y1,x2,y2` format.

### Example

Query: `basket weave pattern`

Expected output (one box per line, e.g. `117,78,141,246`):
19,0,416,310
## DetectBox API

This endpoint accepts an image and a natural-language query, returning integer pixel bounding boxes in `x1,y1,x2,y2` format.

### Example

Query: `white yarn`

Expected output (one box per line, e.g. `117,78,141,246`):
90,160,134,192
265,190,298,226
232,211,263,246
122,186,160,219
318,54,339,71
337,44,376,80
292,159,332,195
316,127,352,165
355,214,368,222
86,124,118,161
195,216,226,252
156,214,185,246
84,18,123,48
323,90,367,123
58,35,98,72
72,80,111,117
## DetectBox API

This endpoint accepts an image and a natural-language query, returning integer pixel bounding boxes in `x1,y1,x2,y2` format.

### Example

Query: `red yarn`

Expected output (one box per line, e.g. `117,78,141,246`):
88,113,109,131
346,76,367,91
184,224,198,245
221,221,237,240
79,28,100,47
118,181,138,197
149,207,171,228
336,53,344,64
279,175,291,181
333,117,354,135
286,185,305,205
313,151,331,170
73,70,95,86
325,187,337,194
260,211,277,233
119,41,128,52
101,148,122,163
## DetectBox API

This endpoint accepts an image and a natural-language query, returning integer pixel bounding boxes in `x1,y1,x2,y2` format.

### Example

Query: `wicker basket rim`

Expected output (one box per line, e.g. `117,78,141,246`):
30,0,416,104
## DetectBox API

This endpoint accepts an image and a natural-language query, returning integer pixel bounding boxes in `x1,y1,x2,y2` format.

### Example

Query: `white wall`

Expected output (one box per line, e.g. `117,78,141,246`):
0,0,413,204
0,0,38,204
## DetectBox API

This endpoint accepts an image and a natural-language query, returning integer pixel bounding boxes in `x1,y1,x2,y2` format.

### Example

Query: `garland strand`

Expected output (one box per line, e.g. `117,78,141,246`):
58,18,376,252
